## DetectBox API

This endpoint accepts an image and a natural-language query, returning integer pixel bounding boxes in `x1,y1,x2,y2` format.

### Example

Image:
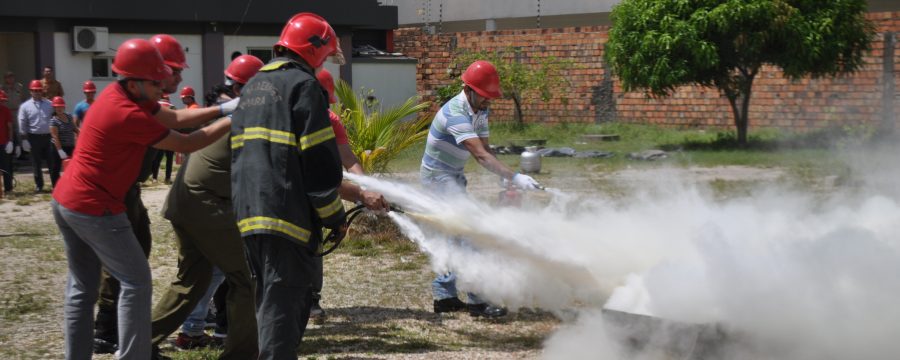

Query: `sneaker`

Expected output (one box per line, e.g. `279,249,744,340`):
433,297,467,313
92,337,118,354
204,309,217,329
174,332,213,350
310,297,327,324
211,332,226,348
467,303,508,318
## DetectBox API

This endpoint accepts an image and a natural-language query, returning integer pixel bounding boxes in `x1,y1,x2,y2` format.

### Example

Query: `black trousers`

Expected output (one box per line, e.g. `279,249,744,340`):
50,145,74,185
27,133,53,190
151,150,174,182
0,148,12,192
94,185,152,342
244,234,318,360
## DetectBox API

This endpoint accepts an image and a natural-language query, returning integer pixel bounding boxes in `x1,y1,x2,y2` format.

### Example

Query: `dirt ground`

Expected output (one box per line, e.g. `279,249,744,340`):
0,166,789,359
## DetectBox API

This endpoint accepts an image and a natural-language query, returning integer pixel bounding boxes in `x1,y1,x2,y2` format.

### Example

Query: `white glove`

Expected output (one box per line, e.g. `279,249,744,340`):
3,142,11,154
57,149,68,160
512,173,541,190
21,139,31,152
14,146,21,157
218,97,240,116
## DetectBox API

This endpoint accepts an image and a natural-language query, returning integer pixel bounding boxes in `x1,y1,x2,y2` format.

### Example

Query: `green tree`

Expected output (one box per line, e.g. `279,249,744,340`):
441,47,573,126
334,80,431,173
606,0,875,144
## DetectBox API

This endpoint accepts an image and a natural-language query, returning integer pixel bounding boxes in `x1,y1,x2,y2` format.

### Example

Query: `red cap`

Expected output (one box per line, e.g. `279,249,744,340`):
179,86,195,99
82,80,97,93
149,34,188,70
29,80,43,91
51,96,66,107
112,39,173,81
461,60,502,99
225,55,264,85
275,13,338,69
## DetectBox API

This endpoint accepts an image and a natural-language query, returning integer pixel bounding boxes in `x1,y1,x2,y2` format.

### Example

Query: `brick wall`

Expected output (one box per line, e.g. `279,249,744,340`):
394,12,900,131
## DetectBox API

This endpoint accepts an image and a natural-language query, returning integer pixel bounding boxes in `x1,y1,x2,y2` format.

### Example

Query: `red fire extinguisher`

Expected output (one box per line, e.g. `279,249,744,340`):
497,183,523,208
62,158,71,172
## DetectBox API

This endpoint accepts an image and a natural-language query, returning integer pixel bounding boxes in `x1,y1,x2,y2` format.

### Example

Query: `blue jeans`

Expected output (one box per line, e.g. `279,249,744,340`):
420,170,485,305
181,267,225,336
52,200,152,360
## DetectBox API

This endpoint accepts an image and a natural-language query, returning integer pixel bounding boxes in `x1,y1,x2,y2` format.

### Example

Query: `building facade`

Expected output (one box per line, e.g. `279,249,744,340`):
0,1,414,110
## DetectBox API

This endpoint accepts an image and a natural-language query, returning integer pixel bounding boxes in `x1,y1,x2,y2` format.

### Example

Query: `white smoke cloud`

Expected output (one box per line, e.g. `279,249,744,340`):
345,157,900,359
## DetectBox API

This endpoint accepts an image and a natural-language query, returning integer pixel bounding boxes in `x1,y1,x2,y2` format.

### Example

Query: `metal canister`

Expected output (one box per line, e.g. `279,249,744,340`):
520,146,541,174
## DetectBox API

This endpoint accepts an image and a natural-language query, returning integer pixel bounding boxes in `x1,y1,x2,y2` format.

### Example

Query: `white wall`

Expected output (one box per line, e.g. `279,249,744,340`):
351,61,417,113
53,32,203,112
394,0,619,25
223,35,279,67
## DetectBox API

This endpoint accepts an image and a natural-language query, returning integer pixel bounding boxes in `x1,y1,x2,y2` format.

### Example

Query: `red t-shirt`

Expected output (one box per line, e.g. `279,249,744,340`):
329,109,348,145
0,104,10,144
53,83,167,216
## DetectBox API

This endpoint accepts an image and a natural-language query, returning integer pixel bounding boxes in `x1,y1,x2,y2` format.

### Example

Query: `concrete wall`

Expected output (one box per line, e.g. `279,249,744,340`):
351,60,417,112
393,0,617,25
392,0,900,32
0,33,36,84
52,32,203,111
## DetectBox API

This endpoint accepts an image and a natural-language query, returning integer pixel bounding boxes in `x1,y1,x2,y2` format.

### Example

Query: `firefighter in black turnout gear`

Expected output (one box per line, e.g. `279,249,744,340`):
230,12,345,359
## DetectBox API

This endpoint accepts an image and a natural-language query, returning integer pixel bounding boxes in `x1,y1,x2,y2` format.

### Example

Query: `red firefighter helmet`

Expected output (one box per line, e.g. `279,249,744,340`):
461,60,502,99
28,80,43,91
275,13,338,69
51,96,66,107
315,68,337,104
112,39,172,81
179,86,195,99
82,80,97,93
150,34,188,70
0,89,8,101
225,55,264,85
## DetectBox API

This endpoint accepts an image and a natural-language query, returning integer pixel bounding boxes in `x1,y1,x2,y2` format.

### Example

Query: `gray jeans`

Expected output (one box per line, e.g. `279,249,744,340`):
51,200,152,360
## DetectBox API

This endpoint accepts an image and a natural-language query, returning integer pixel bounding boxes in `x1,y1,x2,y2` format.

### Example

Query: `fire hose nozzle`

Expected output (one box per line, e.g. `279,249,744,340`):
389,204,405,213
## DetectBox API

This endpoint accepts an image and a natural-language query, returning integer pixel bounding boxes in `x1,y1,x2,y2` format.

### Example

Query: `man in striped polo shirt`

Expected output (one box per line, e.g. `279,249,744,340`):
421,60,541,318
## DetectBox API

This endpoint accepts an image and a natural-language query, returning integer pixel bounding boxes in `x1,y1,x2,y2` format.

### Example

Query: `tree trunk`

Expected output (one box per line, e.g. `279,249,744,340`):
512,92,524,127
726,72,756,146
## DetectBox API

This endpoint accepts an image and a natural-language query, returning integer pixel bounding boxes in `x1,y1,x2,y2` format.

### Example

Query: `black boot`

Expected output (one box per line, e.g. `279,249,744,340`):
92,308,118,354
467,303,508,318
433,297,467,313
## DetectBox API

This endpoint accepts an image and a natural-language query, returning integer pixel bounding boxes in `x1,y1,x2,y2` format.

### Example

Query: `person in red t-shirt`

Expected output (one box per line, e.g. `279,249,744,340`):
50,38,232,360
90,34,241,356
0,90,13,193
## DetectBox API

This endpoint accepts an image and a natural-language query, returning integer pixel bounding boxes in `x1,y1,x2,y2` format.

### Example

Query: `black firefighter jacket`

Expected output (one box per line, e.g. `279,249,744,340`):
230,57,346,247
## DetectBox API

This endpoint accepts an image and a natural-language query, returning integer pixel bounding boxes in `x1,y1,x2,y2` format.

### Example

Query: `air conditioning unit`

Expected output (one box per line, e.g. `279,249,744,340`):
72,26,109,52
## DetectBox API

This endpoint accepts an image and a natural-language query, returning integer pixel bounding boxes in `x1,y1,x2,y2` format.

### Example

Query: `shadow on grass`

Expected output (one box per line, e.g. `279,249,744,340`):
298,306,556,356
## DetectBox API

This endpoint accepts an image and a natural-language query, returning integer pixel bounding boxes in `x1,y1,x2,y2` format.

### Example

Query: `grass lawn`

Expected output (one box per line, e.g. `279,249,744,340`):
0,122,876,359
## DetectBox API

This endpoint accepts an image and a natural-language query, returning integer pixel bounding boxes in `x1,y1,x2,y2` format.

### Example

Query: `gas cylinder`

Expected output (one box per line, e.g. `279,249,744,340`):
520,146,541,174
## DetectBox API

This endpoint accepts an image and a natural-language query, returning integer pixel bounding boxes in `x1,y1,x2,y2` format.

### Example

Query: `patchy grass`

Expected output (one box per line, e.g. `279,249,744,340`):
385,122,863,177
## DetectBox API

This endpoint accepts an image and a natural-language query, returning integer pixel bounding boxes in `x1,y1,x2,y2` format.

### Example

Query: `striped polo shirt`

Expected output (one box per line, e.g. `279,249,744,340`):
51,114,77,147
420,91,489,178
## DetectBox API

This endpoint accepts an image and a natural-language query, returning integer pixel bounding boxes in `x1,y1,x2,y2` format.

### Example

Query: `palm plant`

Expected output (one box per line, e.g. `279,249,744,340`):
333,80,431,173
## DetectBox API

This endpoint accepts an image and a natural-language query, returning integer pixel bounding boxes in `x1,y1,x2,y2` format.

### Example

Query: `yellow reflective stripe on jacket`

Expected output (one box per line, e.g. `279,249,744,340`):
316,197,344,219
231,127,297,149
237,216,311,243
259,60,290,72
298,127,336,151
